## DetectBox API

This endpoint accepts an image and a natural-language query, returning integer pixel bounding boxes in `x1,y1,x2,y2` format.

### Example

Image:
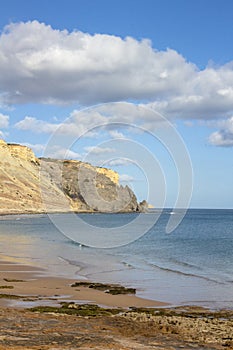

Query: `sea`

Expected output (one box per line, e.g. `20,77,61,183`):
0,209,233,309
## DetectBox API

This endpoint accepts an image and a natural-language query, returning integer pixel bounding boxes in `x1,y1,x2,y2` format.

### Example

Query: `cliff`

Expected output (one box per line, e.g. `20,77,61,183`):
0,140,143,214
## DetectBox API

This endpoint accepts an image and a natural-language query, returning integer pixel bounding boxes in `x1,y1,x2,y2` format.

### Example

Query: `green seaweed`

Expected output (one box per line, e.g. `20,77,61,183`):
30,302,122,316
3,278,26,282
128,307,233,320
0,285,14,289
106,287,136,295
0,293,22,299
0,293,37,300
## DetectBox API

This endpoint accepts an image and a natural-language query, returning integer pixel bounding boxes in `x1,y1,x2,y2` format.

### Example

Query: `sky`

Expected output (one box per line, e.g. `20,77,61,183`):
0,0,233,209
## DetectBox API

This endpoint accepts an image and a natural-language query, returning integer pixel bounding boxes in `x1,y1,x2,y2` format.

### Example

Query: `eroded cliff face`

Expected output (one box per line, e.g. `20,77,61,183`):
0,140,40,213
0,140,141,214
40,158,139,213
7,143,38,164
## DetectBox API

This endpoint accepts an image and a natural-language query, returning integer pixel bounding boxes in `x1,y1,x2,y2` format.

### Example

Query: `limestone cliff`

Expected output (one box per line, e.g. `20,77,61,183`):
0,140,143,214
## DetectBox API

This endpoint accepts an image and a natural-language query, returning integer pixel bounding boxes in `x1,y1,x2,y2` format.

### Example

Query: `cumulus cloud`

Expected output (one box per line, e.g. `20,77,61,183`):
0,112,9,138
119,174,135,182
0,20,198,106
108,130,125,139
0,113,9,128
1,20,233,124
0,131,4,138
15,114,97,137
15,116,58,133
84,146,115,155
14,103,167,144
18,142,81,159
21,142,45,153
41,145,81,159
107,158,132,166
208,117,233,147
2,20,233,146
45,145,81,159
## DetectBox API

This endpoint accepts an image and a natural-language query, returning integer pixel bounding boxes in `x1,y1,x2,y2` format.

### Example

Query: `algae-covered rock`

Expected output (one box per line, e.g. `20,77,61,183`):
30,303,122,316
71,281,136,295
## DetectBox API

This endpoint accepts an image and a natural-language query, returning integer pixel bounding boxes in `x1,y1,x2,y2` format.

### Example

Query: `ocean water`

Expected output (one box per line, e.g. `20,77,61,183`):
0,209,233,309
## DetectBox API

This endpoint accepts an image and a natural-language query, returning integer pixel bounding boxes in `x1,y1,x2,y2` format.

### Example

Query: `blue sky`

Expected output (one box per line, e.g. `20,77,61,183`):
0,0,233,208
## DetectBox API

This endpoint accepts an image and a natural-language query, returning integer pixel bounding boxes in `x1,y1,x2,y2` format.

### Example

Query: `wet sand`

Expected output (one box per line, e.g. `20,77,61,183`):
0,260,166,309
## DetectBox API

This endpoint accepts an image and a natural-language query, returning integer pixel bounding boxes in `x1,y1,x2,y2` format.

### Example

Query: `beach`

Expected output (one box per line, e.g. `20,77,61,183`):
0,1,232,347
0,211,233,309
0,260,165,309
0,259,233,349
0,211,233,349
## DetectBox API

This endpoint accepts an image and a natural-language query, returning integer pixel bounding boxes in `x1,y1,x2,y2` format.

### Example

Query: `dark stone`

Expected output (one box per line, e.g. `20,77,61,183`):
71,281,136,295
137,200,149,212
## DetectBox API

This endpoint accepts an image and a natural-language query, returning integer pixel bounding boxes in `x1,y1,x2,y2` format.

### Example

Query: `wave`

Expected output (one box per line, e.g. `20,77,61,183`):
85,267,130,279
84,260,138,279
65,239,89,249
121,261,136,269
58,256,91,272
169,258,202,271
144,261,224,285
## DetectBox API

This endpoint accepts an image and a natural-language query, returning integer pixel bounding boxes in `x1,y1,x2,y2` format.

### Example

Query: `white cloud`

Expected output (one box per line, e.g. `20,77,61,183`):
84,146,115,155
107,158,132,166
0,113,9,128
108,130,125,139
119,174,135,182
15,115,94,137
2,20,233,146
21,141,82,160
0,20,196,106
208,116,233,147
15,116,58,133
0,130,6,138
183,121,194,127
13,104,158,140
43,145,81,159
1,20,232,124
14,101,233,148
0,112,9,139
18,142,81,159
21,142,45,153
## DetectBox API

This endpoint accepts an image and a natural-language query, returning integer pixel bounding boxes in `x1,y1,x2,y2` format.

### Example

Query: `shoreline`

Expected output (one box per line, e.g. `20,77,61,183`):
1,257,232,312
0,259,167,309
0,210,145,218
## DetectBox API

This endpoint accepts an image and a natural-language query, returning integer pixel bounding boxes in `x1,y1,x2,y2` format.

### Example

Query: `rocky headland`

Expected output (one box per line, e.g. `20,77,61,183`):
0,140,147,214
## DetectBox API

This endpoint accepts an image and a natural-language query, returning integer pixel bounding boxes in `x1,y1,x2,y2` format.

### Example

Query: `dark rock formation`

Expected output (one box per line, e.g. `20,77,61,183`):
137,200,149,212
